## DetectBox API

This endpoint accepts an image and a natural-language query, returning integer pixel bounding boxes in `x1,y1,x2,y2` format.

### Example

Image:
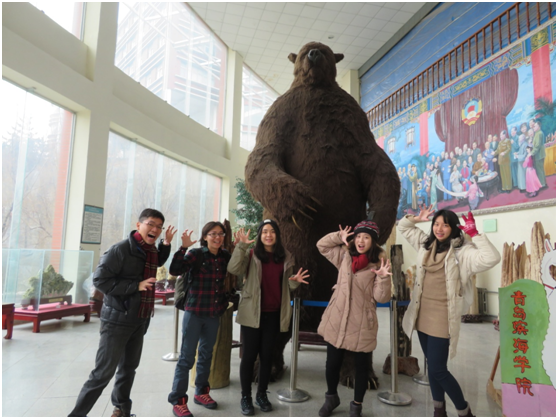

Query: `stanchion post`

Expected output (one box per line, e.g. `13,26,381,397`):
162,307,180,361
378,299,412,406
277,297,310,402
413,357,429,385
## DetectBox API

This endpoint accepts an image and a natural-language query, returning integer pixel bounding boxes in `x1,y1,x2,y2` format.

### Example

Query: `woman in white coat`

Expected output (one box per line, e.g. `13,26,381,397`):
399,206,500,417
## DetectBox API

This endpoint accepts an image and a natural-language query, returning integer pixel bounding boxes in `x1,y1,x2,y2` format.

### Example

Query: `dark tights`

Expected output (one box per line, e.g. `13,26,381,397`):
325,343,370,403
418,331,468,410
239,311,280,396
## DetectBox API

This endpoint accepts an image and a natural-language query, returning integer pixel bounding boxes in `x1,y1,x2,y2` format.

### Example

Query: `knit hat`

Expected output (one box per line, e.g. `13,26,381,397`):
354,220,379,241
258,219,280,234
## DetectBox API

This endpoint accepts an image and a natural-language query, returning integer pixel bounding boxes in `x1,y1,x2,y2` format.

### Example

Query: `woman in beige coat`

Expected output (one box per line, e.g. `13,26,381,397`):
228,219,309,416
399,206,500,417
317,221,392,417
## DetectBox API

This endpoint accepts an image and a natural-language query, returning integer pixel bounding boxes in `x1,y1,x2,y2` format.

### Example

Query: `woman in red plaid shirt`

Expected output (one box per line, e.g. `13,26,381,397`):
167,221,233,417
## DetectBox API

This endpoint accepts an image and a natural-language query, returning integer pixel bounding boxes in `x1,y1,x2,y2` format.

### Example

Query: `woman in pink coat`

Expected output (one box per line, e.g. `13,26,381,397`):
316,220,392,417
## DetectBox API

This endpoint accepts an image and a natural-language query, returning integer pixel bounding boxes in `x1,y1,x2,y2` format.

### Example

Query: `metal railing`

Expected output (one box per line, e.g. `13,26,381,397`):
366,2,556,129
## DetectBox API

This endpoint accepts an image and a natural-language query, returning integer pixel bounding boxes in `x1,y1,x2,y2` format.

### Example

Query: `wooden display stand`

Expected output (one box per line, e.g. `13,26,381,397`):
2,303,15,339
155,290,175,305
190,302,233,389
14,302,91,333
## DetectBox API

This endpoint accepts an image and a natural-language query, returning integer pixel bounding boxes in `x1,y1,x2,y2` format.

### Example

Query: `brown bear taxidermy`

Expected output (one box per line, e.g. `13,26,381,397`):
245,42,400,387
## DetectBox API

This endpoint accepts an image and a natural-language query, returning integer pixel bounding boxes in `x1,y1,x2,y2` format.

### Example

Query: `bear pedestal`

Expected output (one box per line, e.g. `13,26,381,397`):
190,302,233,389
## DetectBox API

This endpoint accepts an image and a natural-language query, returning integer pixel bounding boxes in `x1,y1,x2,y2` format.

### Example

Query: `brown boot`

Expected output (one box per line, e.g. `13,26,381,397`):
319,393,340,417
349,401,362,417
457,402,475,417
433,400,447,417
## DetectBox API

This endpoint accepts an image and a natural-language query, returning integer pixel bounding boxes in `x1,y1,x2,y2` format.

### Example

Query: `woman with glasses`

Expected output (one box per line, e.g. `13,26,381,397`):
167,221,233,417
228,219,309,416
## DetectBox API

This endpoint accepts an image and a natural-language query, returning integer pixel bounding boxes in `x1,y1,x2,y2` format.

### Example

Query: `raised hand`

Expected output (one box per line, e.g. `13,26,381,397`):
339,225,354,246
180,229,197,248
415,204,435,222
371,258,392,277
458,211,479,238
234,228,255,245
289,268,310,284
164,225,177,245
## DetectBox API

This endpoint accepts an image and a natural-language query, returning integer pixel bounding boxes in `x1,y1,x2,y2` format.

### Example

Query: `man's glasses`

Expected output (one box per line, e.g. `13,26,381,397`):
207,232,225,238
143,222,164,231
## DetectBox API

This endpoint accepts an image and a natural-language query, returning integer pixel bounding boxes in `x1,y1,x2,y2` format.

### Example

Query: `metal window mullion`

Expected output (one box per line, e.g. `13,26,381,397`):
8,90,30,250
122,141,137,239
154,153,164,209
198,171,207,235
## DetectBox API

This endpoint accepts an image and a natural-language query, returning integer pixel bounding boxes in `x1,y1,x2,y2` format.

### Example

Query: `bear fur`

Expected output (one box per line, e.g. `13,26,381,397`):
245,41,400,332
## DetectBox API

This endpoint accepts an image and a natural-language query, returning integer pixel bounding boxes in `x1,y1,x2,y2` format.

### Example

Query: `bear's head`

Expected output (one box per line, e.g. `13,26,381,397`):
288,42,344,88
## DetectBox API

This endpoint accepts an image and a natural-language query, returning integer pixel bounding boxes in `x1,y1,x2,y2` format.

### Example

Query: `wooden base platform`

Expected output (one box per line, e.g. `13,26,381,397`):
14,303,91,333
155,290,175,305
2,303,15,339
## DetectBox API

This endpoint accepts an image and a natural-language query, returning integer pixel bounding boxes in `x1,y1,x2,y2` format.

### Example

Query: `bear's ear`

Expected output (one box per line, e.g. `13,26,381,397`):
288,53,297,63
334,53,344,63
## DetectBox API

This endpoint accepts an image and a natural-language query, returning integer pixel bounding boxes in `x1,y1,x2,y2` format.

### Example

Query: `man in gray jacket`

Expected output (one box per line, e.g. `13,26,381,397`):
69,208,176,417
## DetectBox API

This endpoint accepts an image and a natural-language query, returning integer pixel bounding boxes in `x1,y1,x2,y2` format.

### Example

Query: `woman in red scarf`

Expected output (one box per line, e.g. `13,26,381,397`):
316,220,392,417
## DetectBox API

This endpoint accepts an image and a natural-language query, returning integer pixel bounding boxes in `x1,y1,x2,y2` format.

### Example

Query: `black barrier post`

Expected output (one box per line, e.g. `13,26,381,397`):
378,298,413,405
277,297,310,402
162,307,180,361
413,358,429,385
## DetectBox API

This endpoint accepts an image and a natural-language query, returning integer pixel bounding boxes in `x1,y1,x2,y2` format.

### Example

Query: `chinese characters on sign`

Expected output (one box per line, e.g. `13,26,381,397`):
510,291,534,396
499,279,555,417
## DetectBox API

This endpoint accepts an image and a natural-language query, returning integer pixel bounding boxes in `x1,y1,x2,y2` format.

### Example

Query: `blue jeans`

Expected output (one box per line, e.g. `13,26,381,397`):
168,311,220,405
418,331,467,410
69,320,149,416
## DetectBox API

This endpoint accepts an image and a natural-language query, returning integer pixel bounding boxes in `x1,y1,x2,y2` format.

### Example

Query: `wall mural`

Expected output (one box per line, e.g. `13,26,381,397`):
372,24,556,219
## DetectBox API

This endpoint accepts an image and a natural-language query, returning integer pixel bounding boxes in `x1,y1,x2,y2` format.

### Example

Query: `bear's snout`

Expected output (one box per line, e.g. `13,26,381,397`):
308,49,322,63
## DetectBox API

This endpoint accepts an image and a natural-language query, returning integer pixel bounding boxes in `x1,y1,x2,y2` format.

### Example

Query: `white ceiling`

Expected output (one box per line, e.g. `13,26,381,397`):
189,2,426,95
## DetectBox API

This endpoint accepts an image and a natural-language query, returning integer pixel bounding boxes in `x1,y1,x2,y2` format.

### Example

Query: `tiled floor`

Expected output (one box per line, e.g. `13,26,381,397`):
2,304,502,417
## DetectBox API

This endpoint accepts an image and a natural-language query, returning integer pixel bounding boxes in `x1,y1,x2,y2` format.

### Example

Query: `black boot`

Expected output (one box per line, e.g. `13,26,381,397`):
349,401,362,417
240,395,254,416
457,402,475,417
319,392,340,417
255,391,273,412
433,401,447,417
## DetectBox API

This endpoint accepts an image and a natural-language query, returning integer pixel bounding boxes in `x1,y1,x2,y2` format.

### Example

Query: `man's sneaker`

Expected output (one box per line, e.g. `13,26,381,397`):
173,397,193,417
193,386,218,409
255,391,273,412
111,407,136,417
240,395,255,416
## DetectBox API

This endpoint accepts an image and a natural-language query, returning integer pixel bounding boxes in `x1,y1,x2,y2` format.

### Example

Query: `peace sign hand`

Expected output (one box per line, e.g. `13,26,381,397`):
371,258,392,277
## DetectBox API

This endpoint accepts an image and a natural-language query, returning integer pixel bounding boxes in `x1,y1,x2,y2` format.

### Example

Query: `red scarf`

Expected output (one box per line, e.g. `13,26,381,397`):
351,254,369,273
133,231,158,318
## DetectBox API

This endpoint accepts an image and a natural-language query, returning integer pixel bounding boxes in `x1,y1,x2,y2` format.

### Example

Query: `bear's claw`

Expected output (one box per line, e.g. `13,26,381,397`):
298,209,314,220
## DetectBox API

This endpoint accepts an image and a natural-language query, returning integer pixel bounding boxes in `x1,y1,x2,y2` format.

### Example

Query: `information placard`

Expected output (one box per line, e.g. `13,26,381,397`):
81,205,103,244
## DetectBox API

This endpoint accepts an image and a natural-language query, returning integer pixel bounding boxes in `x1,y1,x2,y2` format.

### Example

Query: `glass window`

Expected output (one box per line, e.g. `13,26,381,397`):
30,2,85,39
101,132,222,261
116,2,227,136
241,65,279,151
1,79,74,249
